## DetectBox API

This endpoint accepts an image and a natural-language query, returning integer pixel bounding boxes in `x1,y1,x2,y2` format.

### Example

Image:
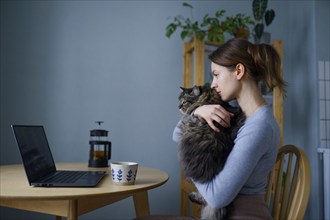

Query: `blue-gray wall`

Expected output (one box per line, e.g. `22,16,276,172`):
1,1,329,219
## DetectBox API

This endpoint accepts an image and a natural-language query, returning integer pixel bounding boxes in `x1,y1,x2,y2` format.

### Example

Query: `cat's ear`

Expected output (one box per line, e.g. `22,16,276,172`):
193,86,201,96
180,86,184,92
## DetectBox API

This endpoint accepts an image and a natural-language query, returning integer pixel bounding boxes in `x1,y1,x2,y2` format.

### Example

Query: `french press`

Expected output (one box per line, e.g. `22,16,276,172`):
88,121,111,167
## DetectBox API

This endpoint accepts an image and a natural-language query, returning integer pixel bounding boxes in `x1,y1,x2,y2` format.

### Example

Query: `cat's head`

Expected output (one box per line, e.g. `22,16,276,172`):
178,85,210,114
178,85,236,115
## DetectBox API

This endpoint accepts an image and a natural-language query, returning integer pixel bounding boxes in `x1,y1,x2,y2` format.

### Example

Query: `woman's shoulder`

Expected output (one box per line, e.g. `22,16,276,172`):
243,105,277,129
236,105,279,148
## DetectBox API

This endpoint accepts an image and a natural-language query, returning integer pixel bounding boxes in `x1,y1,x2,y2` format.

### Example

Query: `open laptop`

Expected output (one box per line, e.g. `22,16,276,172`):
11,125,106,187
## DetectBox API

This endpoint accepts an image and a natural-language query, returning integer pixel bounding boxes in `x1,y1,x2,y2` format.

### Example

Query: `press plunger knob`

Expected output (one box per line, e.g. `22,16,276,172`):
95,121,104,126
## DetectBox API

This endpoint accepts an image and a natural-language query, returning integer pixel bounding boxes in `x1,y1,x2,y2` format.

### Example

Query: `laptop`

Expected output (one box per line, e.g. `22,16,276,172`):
11,125,106,187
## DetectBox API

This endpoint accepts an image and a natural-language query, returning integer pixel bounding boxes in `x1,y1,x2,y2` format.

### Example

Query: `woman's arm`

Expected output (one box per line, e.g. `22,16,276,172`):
172,121,182,143
193,105,233,132
172,104,232,142
193,119,276,209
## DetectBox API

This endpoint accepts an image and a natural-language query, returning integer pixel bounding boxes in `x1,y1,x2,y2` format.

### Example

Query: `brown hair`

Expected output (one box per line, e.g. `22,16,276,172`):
209,38,286,95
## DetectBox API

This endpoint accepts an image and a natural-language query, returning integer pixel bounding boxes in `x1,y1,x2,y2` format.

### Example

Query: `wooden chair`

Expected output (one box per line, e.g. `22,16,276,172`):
265,144,311,220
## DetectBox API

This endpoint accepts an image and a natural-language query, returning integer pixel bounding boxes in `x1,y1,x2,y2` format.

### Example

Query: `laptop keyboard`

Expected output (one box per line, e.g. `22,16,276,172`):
42,171,87,183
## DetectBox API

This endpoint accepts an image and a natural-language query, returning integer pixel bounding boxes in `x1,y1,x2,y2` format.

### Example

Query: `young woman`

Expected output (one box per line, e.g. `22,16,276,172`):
135,38,286,219
172,38,286,219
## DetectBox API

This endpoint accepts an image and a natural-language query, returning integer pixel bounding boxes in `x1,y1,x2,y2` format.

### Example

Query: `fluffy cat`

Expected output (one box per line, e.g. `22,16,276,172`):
177,85,246,220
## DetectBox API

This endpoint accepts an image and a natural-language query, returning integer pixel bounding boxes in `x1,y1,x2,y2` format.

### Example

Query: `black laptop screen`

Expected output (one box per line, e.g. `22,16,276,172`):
12,125,56,182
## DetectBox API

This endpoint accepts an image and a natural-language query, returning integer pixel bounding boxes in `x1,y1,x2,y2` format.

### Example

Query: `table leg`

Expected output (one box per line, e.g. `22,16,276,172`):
133,191,150,217
68,200,78,220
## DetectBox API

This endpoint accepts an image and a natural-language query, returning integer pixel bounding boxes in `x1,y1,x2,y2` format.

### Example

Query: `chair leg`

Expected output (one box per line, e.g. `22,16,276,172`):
181,190,189,216
192,203,201,219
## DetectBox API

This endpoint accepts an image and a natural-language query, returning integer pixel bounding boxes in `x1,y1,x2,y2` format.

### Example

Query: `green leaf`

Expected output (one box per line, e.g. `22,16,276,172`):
265,9,275,26
208,30,224,44
181,30,190,40
254,23,264,38
195,31,205,41
209,18,219,26
217,34,224,44
215,10,226,18
201,14,209,26
165,23,177,38
253,0,268,21
182,2,193,9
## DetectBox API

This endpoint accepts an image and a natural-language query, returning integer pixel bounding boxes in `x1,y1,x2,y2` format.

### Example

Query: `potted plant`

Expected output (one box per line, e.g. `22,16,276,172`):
165,2,227,44
223,13,255,39
252,0,275,43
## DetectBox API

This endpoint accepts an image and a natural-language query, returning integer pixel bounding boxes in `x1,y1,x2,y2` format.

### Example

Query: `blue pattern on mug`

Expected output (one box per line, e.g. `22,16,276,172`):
111,168,115,180
117,169,123,182
126,169,133,182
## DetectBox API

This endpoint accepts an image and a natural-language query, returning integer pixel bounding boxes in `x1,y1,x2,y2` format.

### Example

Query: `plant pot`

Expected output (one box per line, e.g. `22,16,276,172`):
234,28,249,39
254,32,271,44
208,26,225,44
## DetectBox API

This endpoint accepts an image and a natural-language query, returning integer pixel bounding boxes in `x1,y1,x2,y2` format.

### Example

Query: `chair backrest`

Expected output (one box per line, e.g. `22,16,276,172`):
265,144,311,220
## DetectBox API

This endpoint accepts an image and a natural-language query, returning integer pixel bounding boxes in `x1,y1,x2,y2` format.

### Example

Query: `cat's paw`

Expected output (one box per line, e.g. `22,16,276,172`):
189,192,207,205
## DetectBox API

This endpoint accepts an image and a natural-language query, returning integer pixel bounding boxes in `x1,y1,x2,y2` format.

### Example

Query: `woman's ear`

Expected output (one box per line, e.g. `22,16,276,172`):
235,63,245,80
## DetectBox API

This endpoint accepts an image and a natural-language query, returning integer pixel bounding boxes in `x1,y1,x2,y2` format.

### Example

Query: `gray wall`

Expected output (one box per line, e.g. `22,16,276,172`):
1,1,329,219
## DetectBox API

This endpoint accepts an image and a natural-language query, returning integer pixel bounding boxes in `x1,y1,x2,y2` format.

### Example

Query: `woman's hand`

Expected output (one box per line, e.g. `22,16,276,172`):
193,105,234,132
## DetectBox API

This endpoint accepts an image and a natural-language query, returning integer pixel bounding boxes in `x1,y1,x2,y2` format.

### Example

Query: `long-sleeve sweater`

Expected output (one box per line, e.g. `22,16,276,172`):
172,105,279,209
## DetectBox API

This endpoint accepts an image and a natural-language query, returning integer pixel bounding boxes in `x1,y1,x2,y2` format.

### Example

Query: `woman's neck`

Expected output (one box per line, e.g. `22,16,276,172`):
236,84,267,117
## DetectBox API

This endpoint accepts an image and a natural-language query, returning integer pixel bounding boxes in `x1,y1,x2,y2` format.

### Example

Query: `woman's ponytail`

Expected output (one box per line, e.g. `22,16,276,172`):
248,43,286,95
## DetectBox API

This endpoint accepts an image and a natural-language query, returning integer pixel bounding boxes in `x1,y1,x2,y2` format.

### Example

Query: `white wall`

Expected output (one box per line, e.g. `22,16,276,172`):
1,1,329,219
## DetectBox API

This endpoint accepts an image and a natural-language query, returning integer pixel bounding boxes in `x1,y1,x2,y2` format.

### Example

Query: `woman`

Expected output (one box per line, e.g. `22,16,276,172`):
175,38,286,219
136,38,286,220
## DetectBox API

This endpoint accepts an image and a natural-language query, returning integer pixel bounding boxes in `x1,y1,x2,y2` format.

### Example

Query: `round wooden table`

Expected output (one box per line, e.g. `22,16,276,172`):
0,163,169,220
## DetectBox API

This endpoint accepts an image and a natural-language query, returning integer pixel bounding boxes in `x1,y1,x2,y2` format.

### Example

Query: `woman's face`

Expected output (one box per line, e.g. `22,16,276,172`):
210,62,240,102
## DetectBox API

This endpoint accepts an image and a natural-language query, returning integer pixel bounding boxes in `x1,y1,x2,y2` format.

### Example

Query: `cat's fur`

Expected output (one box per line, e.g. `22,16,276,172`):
177,85,246,220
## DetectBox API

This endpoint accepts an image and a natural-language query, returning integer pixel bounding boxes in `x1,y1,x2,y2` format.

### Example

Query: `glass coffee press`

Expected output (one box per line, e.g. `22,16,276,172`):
88,121,111,167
